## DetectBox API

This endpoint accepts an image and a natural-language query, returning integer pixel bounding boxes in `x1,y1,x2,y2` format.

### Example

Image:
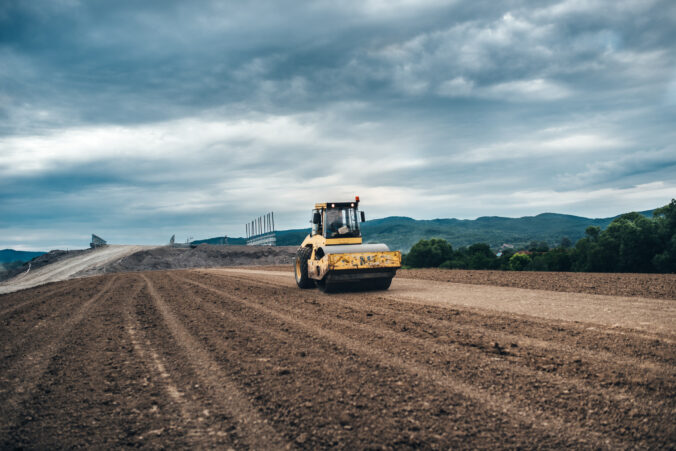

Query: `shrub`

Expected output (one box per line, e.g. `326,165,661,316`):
405,238,454,268
509,253,531,271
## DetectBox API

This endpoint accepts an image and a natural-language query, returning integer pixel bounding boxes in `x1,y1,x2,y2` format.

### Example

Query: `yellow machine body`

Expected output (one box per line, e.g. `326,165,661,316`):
307,249,401,281
294,198,401,291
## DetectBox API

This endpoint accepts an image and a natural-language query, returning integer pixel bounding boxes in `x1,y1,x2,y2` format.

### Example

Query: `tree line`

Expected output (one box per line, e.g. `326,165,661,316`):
403,199,676,273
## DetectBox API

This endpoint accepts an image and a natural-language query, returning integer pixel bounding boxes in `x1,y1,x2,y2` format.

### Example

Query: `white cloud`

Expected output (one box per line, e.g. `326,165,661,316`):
532,0,657,20
504,181,674,209
0,115,321,176
453,181,675,219
558,147,676,185
448,129,626,164
540,133,623,150
327,0,458,18
438,77,572,101
481,78,571,101
437,77,474,97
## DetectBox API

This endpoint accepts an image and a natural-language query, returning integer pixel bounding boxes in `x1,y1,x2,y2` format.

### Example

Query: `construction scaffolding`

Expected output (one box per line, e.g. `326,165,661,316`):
246,212,276,246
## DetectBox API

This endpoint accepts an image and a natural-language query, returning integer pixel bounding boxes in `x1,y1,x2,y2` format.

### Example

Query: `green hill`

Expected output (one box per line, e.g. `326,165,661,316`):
198,210,653,252
0,249,46,264
190,237,246,246
359,214,606,251
359,211,653,251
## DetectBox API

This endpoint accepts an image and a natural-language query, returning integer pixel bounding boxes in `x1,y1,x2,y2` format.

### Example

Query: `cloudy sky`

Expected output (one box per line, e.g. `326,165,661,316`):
1,0,675,250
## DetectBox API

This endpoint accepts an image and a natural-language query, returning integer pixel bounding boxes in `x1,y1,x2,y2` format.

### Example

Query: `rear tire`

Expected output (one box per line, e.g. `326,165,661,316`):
368,277,392,290
314,277,335,293
294,247,314,289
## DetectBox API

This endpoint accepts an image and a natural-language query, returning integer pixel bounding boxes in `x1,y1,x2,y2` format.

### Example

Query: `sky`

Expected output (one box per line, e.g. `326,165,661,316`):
1,0,675,251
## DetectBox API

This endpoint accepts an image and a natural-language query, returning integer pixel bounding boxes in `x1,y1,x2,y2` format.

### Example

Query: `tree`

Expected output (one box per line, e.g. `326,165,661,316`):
531,255,548,271
652,199,676,272
509,253,531,271
527,240,549,253
466,243,498,269
653,235,676,273
405,238,454,268
571,205,674,273
498,248,516,270
545,248,572,271
585,226,601,241
602,213,659,272
571,226,608,272
559,236,572,249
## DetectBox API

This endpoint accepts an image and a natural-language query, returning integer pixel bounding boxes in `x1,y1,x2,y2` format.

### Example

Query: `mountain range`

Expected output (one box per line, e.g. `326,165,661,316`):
2,210,655,261
199,210,654,252
0,249,46,264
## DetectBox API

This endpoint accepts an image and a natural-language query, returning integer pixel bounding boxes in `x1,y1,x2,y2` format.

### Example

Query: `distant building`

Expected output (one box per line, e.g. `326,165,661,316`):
90,234,107,248
497,243,515,257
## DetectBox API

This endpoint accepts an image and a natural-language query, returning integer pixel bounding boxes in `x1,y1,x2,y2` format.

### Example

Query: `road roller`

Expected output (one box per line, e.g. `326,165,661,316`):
294,196,401,292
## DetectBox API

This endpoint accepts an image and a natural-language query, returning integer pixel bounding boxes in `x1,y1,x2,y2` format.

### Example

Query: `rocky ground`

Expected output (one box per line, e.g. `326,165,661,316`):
1,267,674,449
0,245,297,294
92,244,297,275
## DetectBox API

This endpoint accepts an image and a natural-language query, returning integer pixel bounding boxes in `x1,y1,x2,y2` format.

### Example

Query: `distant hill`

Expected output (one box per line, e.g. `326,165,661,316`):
363,210,654,251
197,209,654,252
358,213,613,251
0,249,45,264
190,236,246,246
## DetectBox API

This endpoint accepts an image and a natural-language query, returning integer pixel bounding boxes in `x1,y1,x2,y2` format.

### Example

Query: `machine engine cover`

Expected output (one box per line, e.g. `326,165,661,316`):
319,243,390,255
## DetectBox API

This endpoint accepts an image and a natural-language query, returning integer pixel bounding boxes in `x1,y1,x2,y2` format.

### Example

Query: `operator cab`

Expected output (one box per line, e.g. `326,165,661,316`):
311,197,366,239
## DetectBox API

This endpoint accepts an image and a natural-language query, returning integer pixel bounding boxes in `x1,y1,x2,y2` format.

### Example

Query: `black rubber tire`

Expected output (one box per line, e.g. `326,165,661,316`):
368,277,393,291
294,247,314,289
314,277,335,293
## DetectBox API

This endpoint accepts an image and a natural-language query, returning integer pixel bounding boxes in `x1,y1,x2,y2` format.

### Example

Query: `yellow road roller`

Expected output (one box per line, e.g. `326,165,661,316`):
294,196,401,292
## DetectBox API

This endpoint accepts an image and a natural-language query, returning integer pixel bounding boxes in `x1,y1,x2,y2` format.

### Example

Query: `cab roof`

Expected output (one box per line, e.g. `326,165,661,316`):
314,200,359,209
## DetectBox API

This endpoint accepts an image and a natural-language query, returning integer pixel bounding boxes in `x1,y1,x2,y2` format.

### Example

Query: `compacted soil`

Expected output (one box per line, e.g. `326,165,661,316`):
1,268,674,449
398,268,676,300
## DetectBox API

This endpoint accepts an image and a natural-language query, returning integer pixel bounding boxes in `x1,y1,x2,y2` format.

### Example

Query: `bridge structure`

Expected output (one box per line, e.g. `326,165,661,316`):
246,212,276,246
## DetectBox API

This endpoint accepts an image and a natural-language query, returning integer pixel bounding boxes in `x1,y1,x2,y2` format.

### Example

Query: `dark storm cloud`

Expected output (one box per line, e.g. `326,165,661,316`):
1,0,675,249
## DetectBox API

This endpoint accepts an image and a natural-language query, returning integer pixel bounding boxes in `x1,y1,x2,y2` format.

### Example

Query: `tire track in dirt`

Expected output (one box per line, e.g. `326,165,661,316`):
124,306,232,446
3,270,673,449
195,271,674,438
0,279,107,364
157,273,547,449
175,272,630,450
209,267,676,337
204,270,675,372
0,276,118,438
0,281,85,318
139,274,290,451
197,270,676,414
173,272,655,430
182,271,675,447
2,276,205,449
126,309,193,415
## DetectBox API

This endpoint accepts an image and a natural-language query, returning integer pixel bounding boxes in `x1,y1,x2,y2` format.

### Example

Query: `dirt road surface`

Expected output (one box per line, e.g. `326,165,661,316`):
0,245,157,294
1,268,674,449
